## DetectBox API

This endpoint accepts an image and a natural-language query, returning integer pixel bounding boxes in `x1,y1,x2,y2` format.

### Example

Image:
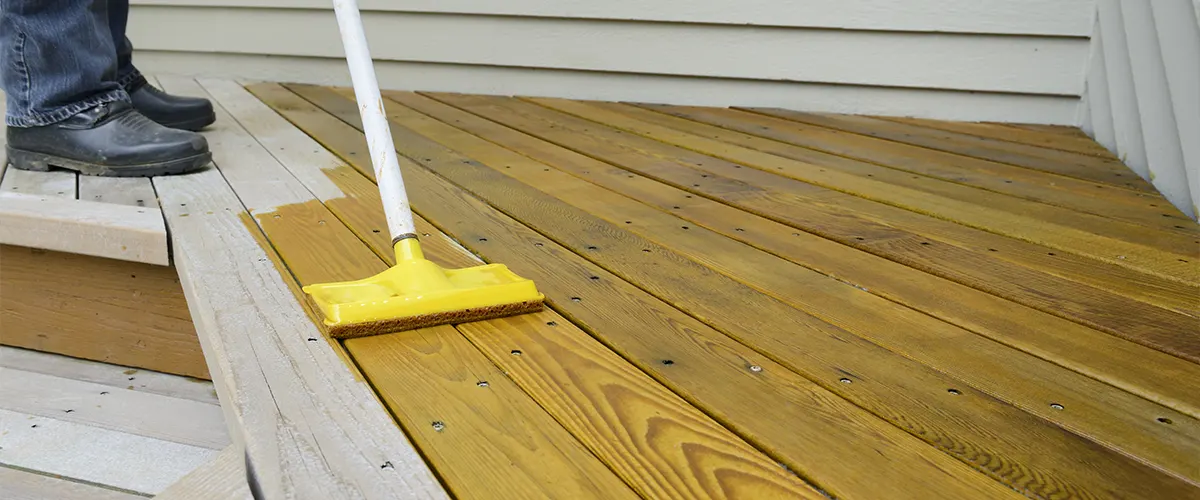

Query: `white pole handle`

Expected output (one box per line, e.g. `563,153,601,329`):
330,0,416,242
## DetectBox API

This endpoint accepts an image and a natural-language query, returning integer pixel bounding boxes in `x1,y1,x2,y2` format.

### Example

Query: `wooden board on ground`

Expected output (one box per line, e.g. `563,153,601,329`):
279,83,1200,499
78,176,160,208
0,346,219,405
418,93,1200,364
0,368,229,449
0,193,170,265
268,82,1029,500
0,466,146,500
152,75,449,500
153,445,253,500
0,245,206,379
384,89,1200,417
0,409,218,496
234,79,826,500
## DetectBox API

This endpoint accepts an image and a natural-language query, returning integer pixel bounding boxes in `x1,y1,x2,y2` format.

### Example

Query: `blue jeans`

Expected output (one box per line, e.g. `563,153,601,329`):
1,0,146,127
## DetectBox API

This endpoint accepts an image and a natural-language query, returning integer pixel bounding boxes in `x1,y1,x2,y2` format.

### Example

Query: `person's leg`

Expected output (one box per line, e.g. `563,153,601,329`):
1,0,211,177
108,0,216,131
1,0,126,127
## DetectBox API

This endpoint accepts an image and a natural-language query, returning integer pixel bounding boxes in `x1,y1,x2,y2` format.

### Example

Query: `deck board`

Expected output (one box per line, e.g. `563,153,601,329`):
373,89,1200,415
417,93,1199,362
265,83,1026,500
228,80,827,499
215,78,1200,499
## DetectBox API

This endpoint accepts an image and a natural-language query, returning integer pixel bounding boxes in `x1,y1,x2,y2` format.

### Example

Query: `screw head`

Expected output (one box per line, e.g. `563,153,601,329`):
749,365,763,373
432,421,446,431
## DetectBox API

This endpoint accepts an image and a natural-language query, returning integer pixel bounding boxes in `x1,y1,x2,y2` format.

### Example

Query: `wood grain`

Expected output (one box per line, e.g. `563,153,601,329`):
0,346,218,405
626,102,1193,236
210,79,690,500
154,75,448,500
357,91,1200,494
383,89,1200,418
619,104,1200,306
420,93,1200,364
878,116,1120,158
154,445,256,500
247,80,828,500
748,107,1155,192
0,368,230,449
0,193,170,265
530,97,1197,283
77,176,160,208
0,466,145,500
273,83,1023,500
0,245,206,379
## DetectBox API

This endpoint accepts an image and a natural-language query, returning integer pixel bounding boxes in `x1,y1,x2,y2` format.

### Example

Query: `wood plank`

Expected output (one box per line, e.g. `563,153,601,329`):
243,81,825,500
539,100,1195,280
200,77,639,500
0,368,229,449
0,245,207,379
0,409,217,496
385,88,1200,418
0,169,77,198
301,85,1200,498
153,445,252,500
637,102,1180,232
272,83,1025,500
0,193,169,265
423,93,1200,364
151,76,449,500
877,116,1118,159
611,102,1200,314
610,101,1196,244
0,466,147,500
355,90,1200,492
0,346,218,405
747,106,1155,192
78,177,159,208
187,75,643,500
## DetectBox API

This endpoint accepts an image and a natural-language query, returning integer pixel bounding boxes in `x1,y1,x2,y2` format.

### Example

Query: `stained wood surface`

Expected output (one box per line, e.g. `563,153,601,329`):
0,245,206,379
382,90,1200,417
527,97,1195,282
418,93,1199,363
268,83,1025,500
748,107,1155,192
151,75,449,500
196,78,642,500
235,81,1200,499
243,80,825,498
316,86,1200,496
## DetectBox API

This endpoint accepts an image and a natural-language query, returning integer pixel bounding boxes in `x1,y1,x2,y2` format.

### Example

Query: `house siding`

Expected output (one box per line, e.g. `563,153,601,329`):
127,0,1096,124
1080,0,1199,219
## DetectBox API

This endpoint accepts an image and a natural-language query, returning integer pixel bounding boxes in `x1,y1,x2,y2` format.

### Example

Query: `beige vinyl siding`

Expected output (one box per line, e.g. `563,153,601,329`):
1080,0,1199,219
128,1,1094,123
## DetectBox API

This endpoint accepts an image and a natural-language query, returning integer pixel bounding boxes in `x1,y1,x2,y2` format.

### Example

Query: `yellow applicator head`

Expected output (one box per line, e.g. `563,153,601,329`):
315,0,543,338
303,238,544,339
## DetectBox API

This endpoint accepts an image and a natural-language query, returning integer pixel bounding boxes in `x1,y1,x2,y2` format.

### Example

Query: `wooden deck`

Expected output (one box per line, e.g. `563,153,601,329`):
6,75,1197,498
228,77,1200,499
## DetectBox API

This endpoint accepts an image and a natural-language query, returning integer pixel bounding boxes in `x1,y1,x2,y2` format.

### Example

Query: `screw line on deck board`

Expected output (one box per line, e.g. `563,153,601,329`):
270,83,1200,496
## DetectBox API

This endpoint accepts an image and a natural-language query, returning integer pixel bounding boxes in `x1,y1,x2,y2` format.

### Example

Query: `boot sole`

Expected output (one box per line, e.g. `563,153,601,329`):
7,145,212,178
158,111,216,132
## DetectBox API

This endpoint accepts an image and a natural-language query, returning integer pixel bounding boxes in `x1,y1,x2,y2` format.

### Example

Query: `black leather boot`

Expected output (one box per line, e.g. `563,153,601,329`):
6,100,211,177
129,81,216,131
